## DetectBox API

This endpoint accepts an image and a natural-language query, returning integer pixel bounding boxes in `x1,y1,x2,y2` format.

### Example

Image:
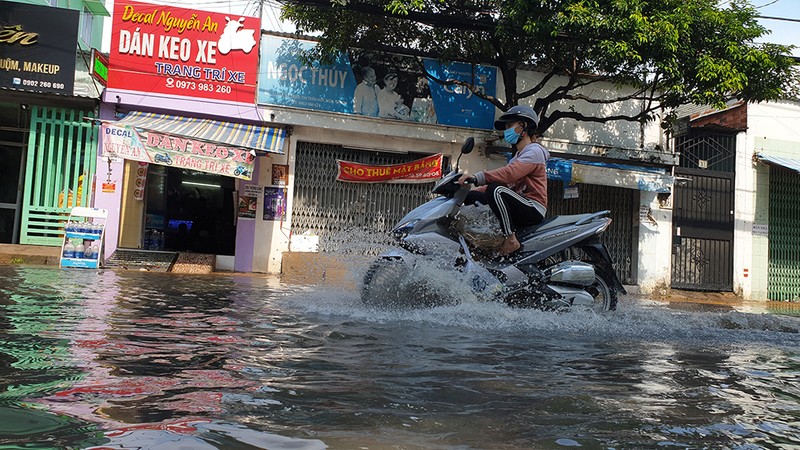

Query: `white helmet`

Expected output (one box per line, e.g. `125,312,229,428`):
494,105,540,131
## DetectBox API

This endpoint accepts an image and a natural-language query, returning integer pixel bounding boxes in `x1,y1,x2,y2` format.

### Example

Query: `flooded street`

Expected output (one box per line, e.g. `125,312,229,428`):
0,265,799,449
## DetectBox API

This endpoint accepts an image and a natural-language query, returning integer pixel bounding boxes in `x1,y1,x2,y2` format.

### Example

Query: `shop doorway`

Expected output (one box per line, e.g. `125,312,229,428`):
144,165,237,255
0,103,27,244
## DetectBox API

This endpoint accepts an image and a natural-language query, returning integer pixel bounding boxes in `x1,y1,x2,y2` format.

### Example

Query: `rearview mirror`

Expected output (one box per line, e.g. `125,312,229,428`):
461,137,474,154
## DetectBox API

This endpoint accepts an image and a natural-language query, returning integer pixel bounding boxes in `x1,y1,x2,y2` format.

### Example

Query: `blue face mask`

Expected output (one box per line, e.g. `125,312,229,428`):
504,126,522,145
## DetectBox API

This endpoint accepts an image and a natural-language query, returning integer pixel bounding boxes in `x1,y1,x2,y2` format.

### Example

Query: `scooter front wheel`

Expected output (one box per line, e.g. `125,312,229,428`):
361,258,457,309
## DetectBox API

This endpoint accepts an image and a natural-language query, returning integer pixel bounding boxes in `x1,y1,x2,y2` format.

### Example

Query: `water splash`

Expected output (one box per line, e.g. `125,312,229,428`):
282,260,800,351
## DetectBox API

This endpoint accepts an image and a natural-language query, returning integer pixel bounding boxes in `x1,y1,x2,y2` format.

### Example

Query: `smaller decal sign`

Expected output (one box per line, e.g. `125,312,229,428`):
101,122,256,180
336,154,443,183
271,164,288,186
264,187,286,221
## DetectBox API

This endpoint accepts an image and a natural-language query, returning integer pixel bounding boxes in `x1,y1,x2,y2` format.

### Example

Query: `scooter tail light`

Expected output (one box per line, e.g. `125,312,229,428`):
596,218,612,235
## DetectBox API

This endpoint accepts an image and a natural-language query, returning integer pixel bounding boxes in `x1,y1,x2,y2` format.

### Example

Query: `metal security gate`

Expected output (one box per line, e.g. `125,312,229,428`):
292,141,636,283
0,103,28,244
291,142,438,251
548,181,637,285
671,131,736,291
768,165,800,301
20,106,97,246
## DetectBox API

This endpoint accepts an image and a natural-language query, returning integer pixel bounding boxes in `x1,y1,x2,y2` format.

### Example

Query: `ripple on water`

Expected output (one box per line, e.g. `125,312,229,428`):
0,265,799,449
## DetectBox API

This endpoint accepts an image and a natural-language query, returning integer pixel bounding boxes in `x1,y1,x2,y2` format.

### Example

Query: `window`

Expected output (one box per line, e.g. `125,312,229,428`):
80,8,93,48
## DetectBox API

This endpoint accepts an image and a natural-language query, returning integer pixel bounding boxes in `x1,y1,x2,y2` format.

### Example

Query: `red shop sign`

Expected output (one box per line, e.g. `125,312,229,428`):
108,0,260,104
336,154,443,183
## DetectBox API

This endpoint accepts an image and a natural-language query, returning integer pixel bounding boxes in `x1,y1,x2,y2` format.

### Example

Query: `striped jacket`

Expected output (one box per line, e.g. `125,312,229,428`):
473,142,549,216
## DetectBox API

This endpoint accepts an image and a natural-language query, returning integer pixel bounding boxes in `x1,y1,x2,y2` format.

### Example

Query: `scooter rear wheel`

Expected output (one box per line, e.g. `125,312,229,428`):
586,267,617,311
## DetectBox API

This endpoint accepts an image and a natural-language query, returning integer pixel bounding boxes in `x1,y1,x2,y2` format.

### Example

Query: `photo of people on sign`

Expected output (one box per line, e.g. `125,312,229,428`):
258,34,497,130
348,50,437,124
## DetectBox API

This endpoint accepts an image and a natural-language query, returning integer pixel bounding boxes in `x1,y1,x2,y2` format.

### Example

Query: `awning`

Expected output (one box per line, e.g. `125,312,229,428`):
83,0,110,16
101,112,286,180
755,153,800,174
116,111,286,155
547,158,674,193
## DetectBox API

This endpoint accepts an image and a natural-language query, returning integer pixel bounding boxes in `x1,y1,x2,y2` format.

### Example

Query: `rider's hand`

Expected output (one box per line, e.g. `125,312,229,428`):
458,174,476,185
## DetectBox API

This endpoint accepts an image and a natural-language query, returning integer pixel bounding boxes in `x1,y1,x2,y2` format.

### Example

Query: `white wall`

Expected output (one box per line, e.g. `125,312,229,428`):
748,101,800,142
636,191,673,294
505,71,665,153
734,131,756,298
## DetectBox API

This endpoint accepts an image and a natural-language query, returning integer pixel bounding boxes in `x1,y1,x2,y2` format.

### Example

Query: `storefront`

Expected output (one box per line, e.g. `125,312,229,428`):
97,1,292,271
754,153,800,301
96,110,286,270
0,1,104,246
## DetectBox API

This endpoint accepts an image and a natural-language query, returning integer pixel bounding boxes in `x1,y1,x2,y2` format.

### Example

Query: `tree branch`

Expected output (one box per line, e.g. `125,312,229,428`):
282,0,497,31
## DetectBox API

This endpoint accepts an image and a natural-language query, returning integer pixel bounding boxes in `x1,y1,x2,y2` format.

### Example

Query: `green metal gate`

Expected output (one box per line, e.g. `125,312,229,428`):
768,165,800,301
20,106,97,246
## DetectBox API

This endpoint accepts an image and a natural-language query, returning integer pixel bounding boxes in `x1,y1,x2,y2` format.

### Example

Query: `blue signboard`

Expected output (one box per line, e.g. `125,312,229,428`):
257,35,498,130
547,158,574,182
258,35,357,113
423,59,496,130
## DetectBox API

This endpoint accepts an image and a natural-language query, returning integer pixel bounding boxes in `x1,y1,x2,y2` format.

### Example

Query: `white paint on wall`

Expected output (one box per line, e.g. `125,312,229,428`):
636,191,673,295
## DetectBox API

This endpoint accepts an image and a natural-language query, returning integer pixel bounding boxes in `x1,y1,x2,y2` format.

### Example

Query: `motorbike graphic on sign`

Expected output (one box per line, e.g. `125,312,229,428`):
218,17,256,55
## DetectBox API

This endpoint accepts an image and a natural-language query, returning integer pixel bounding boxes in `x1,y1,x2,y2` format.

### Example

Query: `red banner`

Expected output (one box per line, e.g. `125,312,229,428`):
108,0,260,104
336,154,443,183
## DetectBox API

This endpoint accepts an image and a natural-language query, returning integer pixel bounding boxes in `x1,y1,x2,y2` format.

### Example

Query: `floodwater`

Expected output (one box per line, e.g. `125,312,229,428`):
1,265,799,449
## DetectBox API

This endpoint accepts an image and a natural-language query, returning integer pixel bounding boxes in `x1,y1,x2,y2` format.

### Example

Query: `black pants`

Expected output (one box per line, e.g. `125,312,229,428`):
465,183,544,236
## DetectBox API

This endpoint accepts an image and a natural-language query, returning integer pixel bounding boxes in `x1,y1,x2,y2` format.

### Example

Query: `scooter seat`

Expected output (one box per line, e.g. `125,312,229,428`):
517,212,608,239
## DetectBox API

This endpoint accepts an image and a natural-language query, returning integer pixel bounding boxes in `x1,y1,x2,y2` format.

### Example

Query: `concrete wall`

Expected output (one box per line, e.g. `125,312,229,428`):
744,101,800,300
509,71,666,154
734,131,756,299
636,191,672,294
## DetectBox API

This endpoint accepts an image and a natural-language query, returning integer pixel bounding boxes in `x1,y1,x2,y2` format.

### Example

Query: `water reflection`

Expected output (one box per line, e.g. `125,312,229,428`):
0,265,798,449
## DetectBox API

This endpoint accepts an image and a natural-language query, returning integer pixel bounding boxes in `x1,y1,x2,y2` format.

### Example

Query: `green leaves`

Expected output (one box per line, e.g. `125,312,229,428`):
280,0,799,130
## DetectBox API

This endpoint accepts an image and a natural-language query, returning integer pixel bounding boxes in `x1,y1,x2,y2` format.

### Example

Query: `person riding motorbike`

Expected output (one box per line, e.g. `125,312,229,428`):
458,105,549,255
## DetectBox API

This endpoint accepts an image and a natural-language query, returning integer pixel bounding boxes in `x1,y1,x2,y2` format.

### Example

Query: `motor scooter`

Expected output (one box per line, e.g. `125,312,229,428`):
361,137,626,311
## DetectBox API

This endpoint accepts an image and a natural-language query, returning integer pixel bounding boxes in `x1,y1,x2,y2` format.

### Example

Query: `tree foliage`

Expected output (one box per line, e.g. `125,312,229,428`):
280,0,797,132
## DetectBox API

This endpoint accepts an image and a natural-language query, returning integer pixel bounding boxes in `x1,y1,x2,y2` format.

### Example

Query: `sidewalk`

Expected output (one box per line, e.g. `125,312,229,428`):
0,244,217,274
0,244,61,266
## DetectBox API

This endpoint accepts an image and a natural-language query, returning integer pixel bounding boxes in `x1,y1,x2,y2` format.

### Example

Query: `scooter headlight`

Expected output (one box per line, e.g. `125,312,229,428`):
392,219,420,238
